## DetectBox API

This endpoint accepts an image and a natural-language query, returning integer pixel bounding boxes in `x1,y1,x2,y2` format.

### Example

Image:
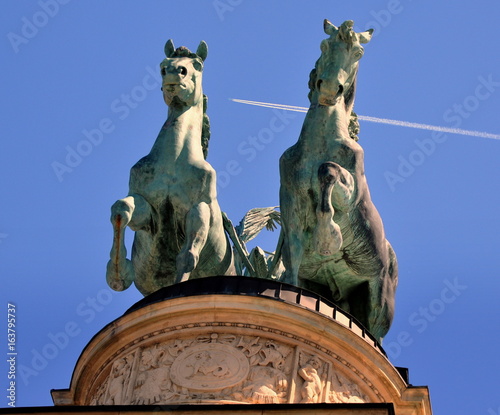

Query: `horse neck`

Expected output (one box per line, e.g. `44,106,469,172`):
299,98,351,147
152,101,204,161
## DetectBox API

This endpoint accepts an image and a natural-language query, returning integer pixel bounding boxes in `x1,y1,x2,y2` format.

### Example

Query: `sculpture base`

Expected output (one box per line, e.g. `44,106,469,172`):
2,403,397,414
51,276,432,414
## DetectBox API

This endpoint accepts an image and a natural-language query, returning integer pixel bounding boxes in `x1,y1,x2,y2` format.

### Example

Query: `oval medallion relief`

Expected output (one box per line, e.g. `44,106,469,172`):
170,343,249,391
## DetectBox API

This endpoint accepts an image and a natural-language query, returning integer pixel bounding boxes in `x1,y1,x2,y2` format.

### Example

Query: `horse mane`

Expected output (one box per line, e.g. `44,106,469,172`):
202,94,210,159
337,20,357,48
171,45,202,61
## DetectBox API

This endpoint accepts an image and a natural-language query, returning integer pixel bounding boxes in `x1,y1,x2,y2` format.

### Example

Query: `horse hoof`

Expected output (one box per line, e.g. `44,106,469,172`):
176,272,191,284
109,280,125,291
106,259,134,291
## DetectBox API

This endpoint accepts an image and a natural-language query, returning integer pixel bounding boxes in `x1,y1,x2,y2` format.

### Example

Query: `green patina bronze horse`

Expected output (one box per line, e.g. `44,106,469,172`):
106,40,234,296
279,20,398,341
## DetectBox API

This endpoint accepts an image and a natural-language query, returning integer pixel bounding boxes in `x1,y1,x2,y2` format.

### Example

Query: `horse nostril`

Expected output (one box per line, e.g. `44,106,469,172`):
337,84,344,96
316,79,323,91
178,66,187,76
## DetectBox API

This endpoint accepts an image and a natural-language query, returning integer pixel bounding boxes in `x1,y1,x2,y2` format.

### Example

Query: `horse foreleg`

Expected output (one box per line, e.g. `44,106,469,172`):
176,202,210,283
281,226,304,286
106,197,136,291
328,162,355,211
313,162,344,256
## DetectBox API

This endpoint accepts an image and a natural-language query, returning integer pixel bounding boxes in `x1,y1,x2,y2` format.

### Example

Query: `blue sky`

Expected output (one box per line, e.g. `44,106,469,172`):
1,1,499,413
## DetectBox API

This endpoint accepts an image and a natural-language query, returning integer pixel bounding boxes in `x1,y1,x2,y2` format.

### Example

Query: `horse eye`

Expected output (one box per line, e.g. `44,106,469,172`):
192,60,202,72
354,49,364,60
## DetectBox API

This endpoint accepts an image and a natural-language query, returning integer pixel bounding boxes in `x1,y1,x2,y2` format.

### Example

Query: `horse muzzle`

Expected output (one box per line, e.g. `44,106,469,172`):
316,68,347,106
317,82,344,106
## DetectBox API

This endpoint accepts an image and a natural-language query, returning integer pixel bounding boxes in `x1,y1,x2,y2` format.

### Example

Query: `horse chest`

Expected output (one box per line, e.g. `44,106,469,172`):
131,161,186,209
283,140,358,187
322,140,359,170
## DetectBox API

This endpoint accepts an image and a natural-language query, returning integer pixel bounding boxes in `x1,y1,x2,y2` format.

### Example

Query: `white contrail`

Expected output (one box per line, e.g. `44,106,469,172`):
231,98,500,140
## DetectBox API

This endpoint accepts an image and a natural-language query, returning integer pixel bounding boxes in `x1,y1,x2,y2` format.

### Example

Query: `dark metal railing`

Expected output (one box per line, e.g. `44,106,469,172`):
125,275,386,356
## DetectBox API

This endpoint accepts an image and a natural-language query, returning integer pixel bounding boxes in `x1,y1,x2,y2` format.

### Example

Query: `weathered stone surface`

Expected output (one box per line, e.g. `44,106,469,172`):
106,40,234,296
90,334,374,406
279,20,398,342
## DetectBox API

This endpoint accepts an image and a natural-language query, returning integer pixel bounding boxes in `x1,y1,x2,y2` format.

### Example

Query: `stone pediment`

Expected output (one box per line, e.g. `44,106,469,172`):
52,277,431,414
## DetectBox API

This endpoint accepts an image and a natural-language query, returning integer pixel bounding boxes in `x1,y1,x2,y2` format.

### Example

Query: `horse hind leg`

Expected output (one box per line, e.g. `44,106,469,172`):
369,242,398,341
176,202,210,283
366,270,397,342
313,162,343,256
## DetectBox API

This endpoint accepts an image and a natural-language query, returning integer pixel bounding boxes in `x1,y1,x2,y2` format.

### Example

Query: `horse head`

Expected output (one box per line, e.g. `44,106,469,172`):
309,20,373,111
160,39,208,108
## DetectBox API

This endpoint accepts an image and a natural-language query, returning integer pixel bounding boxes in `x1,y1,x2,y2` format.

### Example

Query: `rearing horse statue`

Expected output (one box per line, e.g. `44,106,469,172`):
279,20,398,341
106,40,234,296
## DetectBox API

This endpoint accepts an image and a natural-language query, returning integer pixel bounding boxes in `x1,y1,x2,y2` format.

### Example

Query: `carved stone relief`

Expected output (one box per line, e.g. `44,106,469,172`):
89,331,369,405
92,350,137,405
328,371,368,403
297,352,326,403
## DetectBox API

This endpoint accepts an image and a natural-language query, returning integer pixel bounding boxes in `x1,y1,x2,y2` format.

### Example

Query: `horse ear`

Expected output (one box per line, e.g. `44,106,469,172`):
164,39,175,57
196,41,208,62
323,19,338,35
358,28,374,44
